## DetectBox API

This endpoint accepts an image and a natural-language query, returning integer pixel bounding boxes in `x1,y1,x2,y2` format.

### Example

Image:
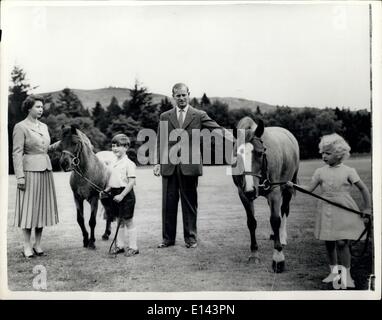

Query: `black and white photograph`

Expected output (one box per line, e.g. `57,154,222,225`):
0,0,380,300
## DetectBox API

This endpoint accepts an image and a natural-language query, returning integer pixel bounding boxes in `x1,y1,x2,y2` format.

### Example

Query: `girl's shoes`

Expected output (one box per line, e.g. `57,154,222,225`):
341,266,356,289
322,265,356,289
346,277,356,289
344,273,356,288
322,272,340,283
322,265,339,283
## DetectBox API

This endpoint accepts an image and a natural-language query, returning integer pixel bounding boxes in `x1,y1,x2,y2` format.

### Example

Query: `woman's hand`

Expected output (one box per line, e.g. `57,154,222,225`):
17,177,26,191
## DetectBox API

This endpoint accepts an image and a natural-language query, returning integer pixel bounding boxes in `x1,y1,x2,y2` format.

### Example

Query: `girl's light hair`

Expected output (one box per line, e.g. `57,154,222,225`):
319,133,351,161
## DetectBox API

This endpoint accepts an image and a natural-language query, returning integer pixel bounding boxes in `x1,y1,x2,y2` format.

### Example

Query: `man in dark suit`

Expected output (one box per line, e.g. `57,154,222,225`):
154,83,233,248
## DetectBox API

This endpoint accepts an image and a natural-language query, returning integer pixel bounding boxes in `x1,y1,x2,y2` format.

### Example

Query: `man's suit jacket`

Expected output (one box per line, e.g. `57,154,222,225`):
13,119,54,179
157,106,224,177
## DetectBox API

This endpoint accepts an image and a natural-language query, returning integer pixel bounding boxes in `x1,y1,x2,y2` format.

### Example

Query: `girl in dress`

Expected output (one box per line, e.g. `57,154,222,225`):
13,95,59,258
288,133,371,289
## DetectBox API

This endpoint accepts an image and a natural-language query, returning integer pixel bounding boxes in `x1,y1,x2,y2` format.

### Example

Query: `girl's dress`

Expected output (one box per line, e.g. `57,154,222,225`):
312,163,365,241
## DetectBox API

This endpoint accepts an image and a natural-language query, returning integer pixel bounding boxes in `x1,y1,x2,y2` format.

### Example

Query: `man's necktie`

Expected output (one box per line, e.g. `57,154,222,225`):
178,109,184,128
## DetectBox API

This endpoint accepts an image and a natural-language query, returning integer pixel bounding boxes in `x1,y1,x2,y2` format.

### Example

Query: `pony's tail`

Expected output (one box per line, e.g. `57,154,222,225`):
291,169,299,197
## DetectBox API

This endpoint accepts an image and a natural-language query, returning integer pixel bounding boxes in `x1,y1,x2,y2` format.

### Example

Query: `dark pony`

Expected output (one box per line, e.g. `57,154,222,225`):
58,125,112,249
232,118,299,272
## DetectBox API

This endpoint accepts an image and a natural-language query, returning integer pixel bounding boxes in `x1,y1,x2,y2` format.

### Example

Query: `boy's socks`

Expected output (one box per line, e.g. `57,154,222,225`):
116,225,125,248
127,226,138,250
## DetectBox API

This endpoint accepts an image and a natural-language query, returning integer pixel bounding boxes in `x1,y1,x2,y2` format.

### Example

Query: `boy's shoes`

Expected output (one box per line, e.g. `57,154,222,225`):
185,242,197,249
124,248,139,257
111,247,125,255
157,243,174,248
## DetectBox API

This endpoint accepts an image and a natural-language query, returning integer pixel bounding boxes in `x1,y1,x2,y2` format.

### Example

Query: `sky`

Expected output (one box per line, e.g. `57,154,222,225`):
1,1,372,110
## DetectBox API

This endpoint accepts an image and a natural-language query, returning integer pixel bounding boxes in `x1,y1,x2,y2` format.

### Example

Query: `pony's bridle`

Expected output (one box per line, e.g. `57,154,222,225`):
242,137,288,193
61,137,83,169
61,140,107,194
242,137,272,192
62,149,81,168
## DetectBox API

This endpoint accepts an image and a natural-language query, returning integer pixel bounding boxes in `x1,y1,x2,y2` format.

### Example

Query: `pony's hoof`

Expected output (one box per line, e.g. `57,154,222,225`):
101,234,109,241
244,190,256,201
248,255,260,264
272,260,285,273
88,241,96,250
83,239,89,248
274,243,283,252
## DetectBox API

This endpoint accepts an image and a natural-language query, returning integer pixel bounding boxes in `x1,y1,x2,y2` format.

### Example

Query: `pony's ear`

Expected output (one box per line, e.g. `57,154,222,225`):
61,124,65,129
254,119,264,138
70,124,80,133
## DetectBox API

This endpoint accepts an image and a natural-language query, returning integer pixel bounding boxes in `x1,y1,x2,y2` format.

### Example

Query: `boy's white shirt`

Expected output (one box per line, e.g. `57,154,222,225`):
107,154,136,188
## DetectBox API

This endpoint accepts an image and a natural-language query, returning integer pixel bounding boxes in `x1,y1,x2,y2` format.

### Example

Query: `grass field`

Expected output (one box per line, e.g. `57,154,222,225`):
6,157,373,292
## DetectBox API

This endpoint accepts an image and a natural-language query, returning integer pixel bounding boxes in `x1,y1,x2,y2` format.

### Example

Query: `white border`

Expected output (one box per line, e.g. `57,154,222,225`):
0,0,380,300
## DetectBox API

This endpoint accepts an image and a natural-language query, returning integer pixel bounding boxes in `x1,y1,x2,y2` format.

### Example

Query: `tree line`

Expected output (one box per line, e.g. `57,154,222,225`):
8,66,371,173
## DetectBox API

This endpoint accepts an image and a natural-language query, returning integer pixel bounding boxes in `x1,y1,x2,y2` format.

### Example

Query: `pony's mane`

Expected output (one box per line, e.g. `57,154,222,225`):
75,129,94,151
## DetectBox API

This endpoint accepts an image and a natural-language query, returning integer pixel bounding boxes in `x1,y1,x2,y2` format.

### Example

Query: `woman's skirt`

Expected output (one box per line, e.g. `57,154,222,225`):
14,170,59,228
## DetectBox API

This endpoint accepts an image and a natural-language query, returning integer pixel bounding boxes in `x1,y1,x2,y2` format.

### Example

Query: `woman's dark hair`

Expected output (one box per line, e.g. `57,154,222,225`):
21,95,45,114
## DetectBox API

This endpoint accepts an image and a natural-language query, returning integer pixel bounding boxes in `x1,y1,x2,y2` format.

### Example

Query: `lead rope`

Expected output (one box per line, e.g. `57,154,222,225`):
109,218,122,256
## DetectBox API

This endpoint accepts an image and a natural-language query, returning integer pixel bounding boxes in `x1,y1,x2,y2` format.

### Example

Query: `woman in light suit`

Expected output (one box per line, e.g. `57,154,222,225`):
13,95,59,258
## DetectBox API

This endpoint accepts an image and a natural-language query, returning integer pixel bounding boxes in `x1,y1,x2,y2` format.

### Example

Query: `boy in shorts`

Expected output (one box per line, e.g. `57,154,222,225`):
101,134,138,257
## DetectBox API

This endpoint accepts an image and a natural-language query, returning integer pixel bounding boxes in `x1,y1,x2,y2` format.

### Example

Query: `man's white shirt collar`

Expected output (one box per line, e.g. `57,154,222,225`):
176,104,189,118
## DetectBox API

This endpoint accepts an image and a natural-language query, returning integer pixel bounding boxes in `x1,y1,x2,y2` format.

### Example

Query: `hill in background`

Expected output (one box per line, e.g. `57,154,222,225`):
39,87,276,113
209,97,276,113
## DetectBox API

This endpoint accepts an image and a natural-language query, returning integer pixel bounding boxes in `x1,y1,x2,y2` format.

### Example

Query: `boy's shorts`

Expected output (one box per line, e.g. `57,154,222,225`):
101,187,135,220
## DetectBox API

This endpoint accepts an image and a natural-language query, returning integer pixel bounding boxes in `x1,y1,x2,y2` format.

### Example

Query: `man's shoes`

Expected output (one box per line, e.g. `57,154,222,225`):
157,243,174,248
185,243,197,249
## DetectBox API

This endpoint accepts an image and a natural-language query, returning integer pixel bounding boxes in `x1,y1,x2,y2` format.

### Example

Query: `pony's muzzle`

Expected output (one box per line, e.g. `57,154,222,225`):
59,158,72,172
244,189,257,201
